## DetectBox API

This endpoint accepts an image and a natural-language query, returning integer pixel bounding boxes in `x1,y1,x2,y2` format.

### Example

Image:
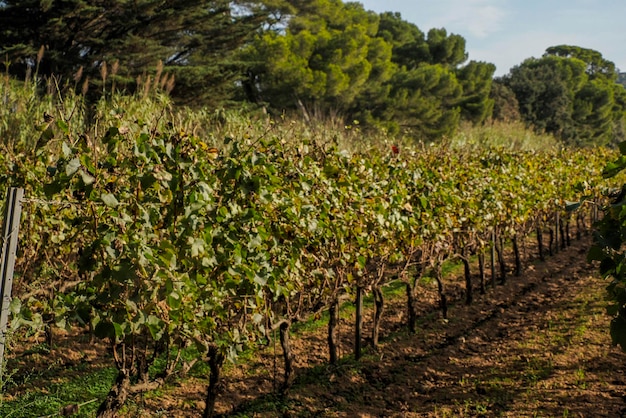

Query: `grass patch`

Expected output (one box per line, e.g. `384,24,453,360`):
451,120,560,151
0,366,116,418
523,358,553,386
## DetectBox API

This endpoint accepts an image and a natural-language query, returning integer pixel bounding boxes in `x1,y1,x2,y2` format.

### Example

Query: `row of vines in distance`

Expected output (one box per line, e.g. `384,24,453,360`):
3,111,617,417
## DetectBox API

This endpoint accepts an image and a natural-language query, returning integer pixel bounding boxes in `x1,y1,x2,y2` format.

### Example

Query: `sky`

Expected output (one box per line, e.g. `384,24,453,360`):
357,0,626,76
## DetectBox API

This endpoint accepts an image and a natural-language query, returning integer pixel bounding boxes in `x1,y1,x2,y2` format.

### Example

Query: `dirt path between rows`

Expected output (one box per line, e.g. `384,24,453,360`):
4,230,625,417
140,236,626,417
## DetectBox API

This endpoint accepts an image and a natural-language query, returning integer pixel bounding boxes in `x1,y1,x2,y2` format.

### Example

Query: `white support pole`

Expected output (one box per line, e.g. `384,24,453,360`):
0,188,24,373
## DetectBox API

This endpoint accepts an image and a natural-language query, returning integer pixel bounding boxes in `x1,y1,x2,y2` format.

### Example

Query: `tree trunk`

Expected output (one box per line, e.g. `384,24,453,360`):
495,236,506,285
536,226,545,261
512,234,522,277
478,251,486,295
461,252,472,305
97,369,131,418
328,299,339,364
372,287,384,348
490,231,496,289
202,344,225,418
354,287,363,361
279,320,295,392
434,265,447,320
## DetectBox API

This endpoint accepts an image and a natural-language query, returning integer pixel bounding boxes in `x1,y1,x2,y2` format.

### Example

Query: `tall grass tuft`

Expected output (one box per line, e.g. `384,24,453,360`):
450,120,560,151
0,65,185,156
1,67,562,161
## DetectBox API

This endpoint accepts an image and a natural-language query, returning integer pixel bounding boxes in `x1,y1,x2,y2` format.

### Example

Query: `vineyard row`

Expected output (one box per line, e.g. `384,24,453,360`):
2,119,618,417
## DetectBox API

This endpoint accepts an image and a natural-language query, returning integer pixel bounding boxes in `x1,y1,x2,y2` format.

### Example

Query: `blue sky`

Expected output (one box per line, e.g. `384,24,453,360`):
358,0,626,76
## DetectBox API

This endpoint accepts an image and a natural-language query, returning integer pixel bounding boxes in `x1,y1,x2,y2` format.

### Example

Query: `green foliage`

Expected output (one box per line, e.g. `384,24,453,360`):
0,367,116,418
3,1,626,145
246,5,493,139
0,67,619,415
505,46,626,146
546,45,617,80
376,11,429,68
589,141,626,352
424,28,468,68
381,64,462,139
375,15,467,70
245,0,386,111
0,0,279,105
450,120,558,151
456,61,496,124
490,79,521,122
505,56,583,142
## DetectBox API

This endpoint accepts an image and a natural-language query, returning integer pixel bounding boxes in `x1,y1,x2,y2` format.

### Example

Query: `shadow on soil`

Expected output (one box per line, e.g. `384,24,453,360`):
220,239,626,417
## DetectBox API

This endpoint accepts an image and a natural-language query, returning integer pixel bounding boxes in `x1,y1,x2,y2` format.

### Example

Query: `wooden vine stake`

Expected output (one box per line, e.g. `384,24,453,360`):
478,251,486,295
512,234,522,277
354,286,363,361
371,287,384,347
490,229,496,289
554,211,560,255
328,299,339,364
559,215,566,249
461,248,472,305
536,223,545,261
0,188,24,376
279,320,295,392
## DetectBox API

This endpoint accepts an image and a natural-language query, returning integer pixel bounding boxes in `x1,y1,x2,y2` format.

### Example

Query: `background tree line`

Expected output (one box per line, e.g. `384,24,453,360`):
1,0,625,146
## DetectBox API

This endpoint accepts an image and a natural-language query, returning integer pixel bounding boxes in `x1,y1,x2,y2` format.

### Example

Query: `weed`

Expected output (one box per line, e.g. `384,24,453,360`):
575,368,587,389
0,367,116,418
524,358,553,386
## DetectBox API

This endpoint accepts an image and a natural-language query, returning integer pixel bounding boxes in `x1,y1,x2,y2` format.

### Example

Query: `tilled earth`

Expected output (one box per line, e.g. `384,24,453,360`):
131,236,626,417
6,235,626,417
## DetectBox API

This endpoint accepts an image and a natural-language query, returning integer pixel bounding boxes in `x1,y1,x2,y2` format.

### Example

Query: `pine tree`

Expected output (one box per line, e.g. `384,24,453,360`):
456,61,496,124
505,48,626,146
0,0,283,105
244,0,386,112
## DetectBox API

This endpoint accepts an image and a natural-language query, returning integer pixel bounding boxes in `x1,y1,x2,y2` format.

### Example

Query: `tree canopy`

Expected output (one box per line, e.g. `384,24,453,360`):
243,0,390,112
244,3,494,138
1,1,624,145
504,46,626,146
0,0,281,105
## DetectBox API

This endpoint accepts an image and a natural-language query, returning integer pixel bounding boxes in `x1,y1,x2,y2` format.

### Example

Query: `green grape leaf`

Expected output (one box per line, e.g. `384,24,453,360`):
610,315,626,350
65,158,81,176
80,170,96,186
101,193,119,207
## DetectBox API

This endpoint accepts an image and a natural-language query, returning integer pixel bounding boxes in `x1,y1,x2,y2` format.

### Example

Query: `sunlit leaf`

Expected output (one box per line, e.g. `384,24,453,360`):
101,193,119,207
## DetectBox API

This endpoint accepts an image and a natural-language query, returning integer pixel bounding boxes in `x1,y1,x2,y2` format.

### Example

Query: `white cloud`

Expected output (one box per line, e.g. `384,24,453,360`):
470,30,587,75
359,0,626,75
428,0,508,38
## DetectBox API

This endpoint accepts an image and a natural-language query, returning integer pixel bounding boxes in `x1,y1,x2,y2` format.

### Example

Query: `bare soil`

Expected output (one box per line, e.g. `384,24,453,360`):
5,235,626,417
131,235,626,417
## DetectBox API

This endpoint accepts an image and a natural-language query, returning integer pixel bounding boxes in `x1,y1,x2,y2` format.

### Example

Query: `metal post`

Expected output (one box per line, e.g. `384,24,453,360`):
0,188,24,372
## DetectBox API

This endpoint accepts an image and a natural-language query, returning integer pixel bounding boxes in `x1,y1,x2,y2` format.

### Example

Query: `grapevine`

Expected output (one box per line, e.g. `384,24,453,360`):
1,111,618,417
